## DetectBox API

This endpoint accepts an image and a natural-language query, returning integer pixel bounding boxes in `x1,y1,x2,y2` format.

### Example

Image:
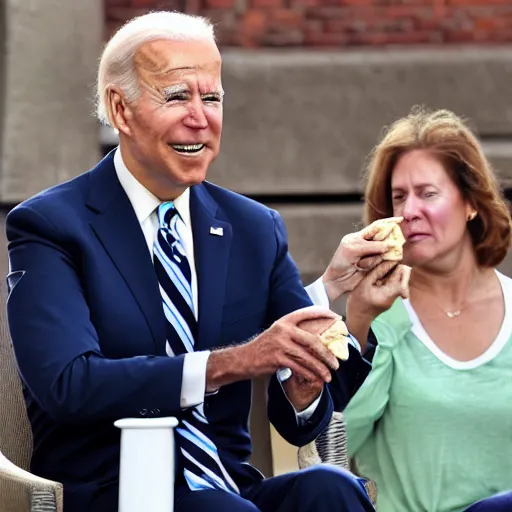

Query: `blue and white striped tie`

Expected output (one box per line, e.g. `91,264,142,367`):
153,202,239,494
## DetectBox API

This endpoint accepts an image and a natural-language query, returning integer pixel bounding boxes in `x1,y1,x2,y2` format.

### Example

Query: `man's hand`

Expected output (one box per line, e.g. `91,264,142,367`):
322,226,394,303
206,306,340,394
282,373,324,412
346,261,411,347
281,314,348,411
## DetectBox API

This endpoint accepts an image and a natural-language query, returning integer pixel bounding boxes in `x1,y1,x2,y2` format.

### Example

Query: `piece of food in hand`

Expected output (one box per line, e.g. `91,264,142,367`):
364,216,406,261
298,317,350,361
320,319,350,360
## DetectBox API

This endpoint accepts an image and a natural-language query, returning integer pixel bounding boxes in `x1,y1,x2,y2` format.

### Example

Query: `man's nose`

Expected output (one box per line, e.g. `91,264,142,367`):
183,98,208,129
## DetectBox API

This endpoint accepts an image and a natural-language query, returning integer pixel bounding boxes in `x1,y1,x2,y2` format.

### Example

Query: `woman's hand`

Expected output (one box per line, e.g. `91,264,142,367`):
346,261,411,347
321,226,395,303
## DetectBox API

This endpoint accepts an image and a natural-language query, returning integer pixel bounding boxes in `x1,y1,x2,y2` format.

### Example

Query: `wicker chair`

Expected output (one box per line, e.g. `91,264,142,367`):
0,283,63,512
0,279,180,512
297,411,377,505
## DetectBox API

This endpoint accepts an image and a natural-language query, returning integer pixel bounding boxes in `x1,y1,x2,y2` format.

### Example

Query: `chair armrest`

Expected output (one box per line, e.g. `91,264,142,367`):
297,411,349,470
297,412,377,504
0,450,63,512
115,417,179,512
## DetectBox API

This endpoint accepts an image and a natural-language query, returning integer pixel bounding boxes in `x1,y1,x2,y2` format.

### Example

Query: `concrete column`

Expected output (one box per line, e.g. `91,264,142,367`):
0,0,103,203
0,0,103,468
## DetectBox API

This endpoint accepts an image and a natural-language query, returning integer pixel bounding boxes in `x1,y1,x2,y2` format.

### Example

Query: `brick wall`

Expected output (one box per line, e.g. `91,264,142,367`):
106,0,512,47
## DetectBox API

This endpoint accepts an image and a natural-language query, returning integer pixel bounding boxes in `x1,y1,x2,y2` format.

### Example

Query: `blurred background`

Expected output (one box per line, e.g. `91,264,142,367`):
1,0,512,482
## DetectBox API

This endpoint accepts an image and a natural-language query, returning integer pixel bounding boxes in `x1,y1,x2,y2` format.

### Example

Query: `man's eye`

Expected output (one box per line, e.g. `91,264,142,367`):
166,93,188,102
201,94,221,102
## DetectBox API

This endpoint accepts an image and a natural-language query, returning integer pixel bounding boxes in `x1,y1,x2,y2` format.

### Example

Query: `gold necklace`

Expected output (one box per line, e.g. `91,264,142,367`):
411,283,469,319
444,307,462,318
432,295,468,318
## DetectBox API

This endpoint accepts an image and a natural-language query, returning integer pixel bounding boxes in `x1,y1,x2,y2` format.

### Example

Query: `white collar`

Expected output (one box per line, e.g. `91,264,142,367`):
113,147,191,227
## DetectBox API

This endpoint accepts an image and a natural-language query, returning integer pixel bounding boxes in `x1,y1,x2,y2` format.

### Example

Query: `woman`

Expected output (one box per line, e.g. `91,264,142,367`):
343,108,512,512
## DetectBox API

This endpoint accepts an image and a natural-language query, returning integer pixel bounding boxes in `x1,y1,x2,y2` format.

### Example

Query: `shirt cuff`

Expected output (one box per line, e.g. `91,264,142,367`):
276,370,323,425
305,277,330,308
348,333,361,353
180,351,211,408
295,391,323,424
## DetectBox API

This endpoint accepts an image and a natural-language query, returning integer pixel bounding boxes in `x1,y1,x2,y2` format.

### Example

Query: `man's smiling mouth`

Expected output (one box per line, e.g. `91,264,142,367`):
170,143,205,154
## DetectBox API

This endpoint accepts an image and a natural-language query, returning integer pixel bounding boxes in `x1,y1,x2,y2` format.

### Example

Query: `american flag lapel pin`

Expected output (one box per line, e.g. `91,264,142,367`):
210,226,224,236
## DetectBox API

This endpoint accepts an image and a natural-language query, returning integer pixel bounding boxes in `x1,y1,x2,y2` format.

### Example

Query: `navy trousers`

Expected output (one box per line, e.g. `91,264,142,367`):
175,465,375,512
464,491,512,512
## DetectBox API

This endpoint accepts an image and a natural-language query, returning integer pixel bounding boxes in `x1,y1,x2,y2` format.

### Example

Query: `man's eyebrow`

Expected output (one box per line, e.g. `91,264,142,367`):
161,84,225,97
201,88,225,96
162,84,189,97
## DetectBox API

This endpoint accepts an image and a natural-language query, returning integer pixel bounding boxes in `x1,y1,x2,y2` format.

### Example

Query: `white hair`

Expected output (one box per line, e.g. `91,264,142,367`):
96,11,215,126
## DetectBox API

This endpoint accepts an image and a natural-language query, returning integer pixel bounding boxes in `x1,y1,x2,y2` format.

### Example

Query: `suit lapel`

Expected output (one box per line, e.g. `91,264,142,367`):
86,153,167,354
190,184,232,351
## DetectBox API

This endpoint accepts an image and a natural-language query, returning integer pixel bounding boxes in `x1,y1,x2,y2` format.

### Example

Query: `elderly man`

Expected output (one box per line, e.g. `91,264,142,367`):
5,11,404,512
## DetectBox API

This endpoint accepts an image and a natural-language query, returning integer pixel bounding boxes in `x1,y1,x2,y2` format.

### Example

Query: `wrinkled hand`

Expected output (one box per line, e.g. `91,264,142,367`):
346,261,411,346
231,307,340,411
282,372,325,412
322,226,394,303
240,306,340,383
206,306,339,411
282,315,346,411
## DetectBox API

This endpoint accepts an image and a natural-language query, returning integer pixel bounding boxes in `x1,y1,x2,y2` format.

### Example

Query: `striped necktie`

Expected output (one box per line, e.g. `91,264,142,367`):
153,202,239,494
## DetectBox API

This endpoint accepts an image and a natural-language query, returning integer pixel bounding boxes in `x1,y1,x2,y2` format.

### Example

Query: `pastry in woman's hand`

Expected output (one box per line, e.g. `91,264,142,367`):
363,216,405,261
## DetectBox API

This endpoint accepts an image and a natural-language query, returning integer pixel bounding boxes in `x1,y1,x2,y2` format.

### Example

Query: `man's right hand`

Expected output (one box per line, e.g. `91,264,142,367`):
206,306,341,392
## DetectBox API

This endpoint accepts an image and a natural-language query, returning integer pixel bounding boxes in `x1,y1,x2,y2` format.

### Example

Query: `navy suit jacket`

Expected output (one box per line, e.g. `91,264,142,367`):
5,152,370,511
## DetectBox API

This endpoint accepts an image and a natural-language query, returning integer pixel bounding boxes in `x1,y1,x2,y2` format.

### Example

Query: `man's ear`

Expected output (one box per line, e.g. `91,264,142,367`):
108,87,133,136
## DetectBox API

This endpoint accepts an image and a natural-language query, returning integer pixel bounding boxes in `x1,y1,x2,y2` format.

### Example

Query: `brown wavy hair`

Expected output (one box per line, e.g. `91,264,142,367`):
363,107,512,267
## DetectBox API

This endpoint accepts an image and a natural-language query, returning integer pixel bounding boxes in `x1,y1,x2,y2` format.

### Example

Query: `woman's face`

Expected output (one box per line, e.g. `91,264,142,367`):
390,149,475,270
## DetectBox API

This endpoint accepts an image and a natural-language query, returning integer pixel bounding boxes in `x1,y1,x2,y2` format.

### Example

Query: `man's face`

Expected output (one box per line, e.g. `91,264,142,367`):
118,38,223,199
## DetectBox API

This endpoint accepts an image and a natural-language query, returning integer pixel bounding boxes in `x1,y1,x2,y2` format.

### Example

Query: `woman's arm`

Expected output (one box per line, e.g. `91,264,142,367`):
344,320,397,456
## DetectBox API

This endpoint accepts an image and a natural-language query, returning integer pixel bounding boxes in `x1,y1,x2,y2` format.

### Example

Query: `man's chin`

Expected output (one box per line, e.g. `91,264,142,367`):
160,155,212,190
172,168,209,188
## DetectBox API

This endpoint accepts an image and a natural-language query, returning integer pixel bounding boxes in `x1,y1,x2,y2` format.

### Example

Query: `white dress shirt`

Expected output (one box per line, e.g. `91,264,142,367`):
114,147,358,423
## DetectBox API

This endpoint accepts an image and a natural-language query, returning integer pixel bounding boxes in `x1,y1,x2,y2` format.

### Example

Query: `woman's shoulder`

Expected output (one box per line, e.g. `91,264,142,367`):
493,270,512,314
496,269,512,291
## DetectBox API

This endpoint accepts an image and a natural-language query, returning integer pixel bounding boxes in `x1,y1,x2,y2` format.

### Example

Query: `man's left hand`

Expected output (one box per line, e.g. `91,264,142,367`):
322,227,393,303
282,374,324,412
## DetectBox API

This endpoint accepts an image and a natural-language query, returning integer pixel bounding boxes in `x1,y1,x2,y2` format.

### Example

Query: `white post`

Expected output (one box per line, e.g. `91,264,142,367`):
114,417,179,512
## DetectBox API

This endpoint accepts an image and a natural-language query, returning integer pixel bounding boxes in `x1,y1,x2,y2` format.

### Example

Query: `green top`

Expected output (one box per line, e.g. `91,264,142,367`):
344,271,512,512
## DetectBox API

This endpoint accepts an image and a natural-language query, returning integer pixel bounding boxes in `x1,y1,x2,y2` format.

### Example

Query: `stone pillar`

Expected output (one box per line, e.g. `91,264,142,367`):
0,0,103,203
0,3,103,464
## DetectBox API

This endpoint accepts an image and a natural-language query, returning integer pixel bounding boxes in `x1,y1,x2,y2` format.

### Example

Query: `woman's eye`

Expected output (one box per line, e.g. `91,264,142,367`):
424,191,437,198
392,195,404,203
